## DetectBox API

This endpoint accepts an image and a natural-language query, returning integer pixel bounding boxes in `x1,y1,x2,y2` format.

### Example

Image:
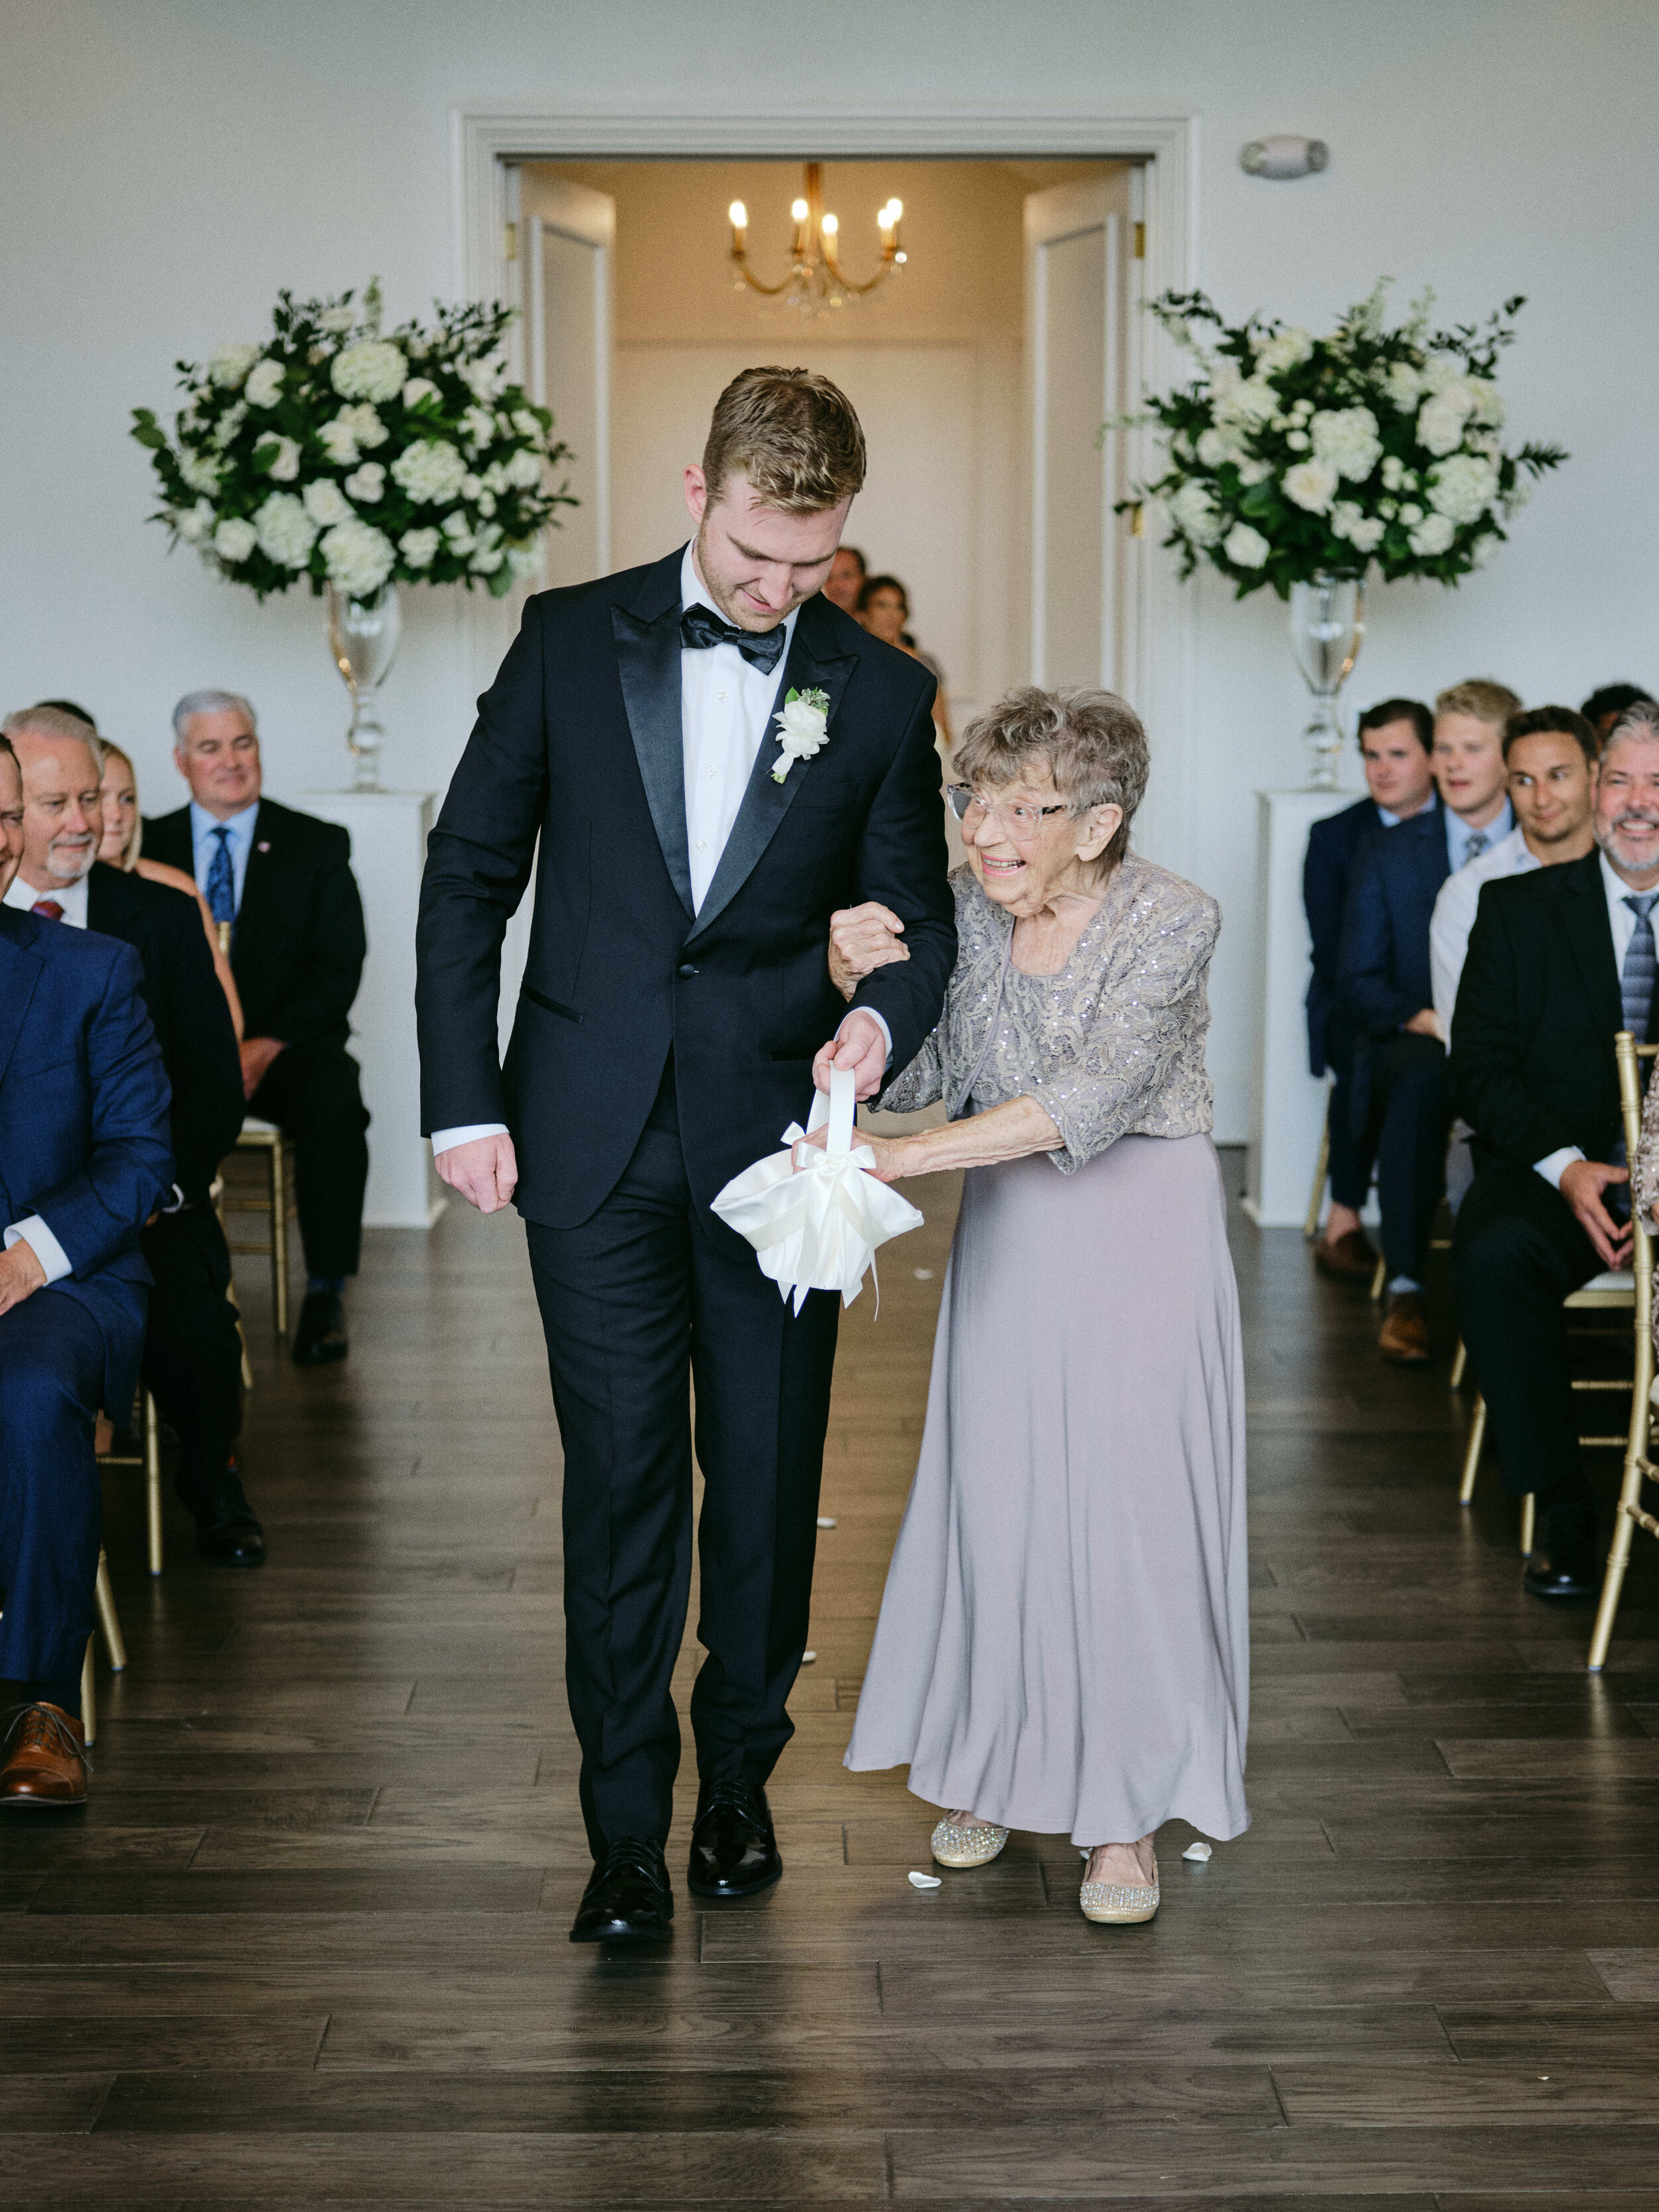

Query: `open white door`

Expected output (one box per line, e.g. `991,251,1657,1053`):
524,177,614,587
1025,171,1141,699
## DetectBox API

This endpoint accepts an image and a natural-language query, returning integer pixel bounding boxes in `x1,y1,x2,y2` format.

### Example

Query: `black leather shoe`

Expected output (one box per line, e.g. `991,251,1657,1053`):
193,1459,265,1568
687,1777,782,1899
570,1838,674,1943
292,1290,348,1367
1524,1549,1599,1600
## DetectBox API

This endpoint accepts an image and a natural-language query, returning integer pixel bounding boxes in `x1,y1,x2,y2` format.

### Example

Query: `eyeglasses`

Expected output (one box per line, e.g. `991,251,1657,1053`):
946,786,1068,838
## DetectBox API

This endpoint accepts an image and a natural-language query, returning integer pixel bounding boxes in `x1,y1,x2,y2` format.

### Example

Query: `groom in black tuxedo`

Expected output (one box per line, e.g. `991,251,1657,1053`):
417,368,955,1941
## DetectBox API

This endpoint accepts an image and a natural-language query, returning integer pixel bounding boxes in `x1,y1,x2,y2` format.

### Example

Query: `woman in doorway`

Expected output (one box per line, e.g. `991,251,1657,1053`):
856,573,953,751
816,685,1248,1923
98,737,244,1037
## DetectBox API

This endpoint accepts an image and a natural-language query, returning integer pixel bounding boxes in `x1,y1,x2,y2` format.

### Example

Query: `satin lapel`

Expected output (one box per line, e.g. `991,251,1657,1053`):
0,922,42,1090
613,598,694,918
686,600,857,944
1558,851,1622,1032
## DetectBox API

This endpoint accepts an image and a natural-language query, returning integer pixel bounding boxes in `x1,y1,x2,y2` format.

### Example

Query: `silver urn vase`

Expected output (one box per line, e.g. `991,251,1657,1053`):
326,583,401,792
1289,573,1366,792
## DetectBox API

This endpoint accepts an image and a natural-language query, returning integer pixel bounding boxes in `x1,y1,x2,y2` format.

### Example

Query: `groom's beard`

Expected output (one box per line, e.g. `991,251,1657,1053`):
693,521,797,634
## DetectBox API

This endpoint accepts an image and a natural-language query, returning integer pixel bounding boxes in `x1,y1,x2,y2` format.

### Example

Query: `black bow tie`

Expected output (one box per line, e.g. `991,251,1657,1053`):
680,602,788,674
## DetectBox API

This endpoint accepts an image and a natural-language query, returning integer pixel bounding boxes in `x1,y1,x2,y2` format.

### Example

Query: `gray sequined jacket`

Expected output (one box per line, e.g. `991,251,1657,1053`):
879,855,1220,1173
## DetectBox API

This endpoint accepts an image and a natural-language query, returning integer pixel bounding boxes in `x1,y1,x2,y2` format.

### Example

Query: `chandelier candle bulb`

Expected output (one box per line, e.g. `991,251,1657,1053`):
727,161,908,313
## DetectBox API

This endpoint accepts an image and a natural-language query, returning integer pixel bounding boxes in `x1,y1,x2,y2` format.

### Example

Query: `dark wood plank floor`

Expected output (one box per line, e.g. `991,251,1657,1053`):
5,1147,1658,2207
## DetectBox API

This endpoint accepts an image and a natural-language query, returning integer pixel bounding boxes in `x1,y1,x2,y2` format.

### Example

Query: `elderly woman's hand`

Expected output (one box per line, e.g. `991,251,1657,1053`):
792,1122,909,1184
828,903,909,1001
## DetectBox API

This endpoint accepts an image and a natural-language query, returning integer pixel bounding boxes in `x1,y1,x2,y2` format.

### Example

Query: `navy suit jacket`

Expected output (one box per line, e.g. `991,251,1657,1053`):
1337,796,1450,1041
1303,795,1384,1074
0,905,174,1414
416,546,956,1231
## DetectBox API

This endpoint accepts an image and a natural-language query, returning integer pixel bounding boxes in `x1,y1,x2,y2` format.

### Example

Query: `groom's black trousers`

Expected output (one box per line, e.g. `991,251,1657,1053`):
525,1054,841,1859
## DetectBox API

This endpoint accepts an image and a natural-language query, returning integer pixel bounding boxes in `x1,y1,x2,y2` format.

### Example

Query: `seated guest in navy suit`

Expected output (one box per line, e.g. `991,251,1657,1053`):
1338,679,1520,1362
2,707,259,1567
0,733,172,1806
1582,683,1654,748
1304,698,1435,1280
144,690,369,1368
1453,701,1659,1599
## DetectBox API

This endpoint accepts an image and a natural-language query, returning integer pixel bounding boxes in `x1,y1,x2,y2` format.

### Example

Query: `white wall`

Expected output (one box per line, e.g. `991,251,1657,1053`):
4,0,1656,1138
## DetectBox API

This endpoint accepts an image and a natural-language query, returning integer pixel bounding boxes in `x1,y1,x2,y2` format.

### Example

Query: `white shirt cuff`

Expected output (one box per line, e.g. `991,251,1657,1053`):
839,1007,893,1067
431,1122,510,1157
1534,1145,1586,1191
5,1217,74,1284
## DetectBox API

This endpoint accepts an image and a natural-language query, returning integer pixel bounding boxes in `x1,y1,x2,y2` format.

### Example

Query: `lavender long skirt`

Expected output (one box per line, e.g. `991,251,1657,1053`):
845,1133,1250,1845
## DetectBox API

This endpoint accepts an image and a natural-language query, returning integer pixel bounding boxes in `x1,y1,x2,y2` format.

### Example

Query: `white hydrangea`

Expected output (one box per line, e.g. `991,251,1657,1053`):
261,435,301,482
1330,501,1386,555
401,377,439,409
461,473,484,502
175,499,216,545
1464,377,1504,427
319,417,361,466
1214,376,1279,431
458,354,507,403
399,526,441,569
459,405,496,455
506,540,545,584
391,439,470,504
1383,360,1424,412
1400,502,1424,524
179,449,223,495
1286,430,1310,451
212,402,247,450
1310,405,1382,481
469,546,506,574
253,492,317,569
303,479,353,526
1407,512,1457,556
1169,481,1224,545
331,339,407,404
512,409,542,440
321,517,396,599
1380,455,1407,491
1256,326,1314,376
476,488,498,518
338,403,388,449
318,304,360,334
441,510,476,555
503,448,543,490
1236,458,1272,486
244,358,285,409
1224,521,1271,568
1417,381,1478,457
208,342,259,388
1427,451,1500,525
213,518,257,563
343,462,385,504
1195,427,1241,470
1283,459,1339,514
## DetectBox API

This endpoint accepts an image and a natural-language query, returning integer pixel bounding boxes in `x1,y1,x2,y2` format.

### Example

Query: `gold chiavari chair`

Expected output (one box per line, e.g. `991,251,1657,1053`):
97,1391,165,1577
220,1120,295,1337
1,1549,121,1749
1589,1033,1659,1669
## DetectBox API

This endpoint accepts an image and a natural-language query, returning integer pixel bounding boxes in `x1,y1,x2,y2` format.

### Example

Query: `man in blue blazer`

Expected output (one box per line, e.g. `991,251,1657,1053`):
1336,678,1518,1360
0,735,173,1807
1303,698,1435,1278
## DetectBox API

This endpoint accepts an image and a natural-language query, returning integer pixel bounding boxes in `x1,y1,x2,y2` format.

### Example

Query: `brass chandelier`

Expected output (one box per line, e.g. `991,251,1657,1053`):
727,163,906,314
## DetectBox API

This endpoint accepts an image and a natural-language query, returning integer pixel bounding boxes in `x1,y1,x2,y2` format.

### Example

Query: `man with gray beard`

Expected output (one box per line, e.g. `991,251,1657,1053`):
1451,702,1659,1599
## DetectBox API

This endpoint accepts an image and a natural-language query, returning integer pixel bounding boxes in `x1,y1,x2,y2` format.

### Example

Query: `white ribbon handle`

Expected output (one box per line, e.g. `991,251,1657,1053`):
804,1066,856,1156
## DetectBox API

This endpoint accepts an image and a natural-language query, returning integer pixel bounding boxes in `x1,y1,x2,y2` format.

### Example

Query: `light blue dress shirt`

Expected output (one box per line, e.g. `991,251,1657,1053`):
190,798,261,918
1445,798,1513,875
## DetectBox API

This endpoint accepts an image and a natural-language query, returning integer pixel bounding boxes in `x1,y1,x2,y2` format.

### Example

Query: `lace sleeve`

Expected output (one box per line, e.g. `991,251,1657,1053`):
878,1028,944,1114
1634,1053,1659,1226
1023,893,1220,1173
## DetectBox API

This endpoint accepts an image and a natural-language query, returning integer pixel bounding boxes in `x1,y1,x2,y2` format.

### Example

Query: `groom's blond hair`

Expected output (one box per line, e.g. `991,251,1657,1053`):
702,367,867,515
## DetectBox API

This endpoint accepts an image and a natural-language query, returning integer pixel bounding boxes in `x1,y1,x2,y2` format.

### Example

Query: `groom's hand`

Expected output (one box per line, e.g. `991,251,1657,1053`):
436,1133,520,1215
814,1009,888,1104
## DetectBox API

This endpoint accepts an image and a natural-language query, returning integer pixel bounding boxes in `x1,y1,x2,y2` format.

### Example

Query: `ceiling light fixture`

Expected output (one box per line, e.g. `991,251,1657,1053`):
727,162,905,314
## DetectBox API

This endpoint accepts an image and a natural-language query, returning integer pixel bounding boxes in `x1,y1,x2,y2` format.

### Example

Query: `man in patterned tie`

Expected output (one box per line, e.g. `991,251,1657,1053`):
1453,700,1659,1597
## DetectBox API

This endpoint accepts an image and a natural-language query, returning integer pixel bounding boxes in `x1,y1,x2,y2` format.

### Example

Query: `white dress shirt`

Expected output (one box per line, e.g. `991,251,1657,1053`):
2,870,94,1280
191,797,261,917
433,545,883,1158
1536,849,1654,1191
3,869,89,927
1430,824,1540,1042
1445,797,1513,875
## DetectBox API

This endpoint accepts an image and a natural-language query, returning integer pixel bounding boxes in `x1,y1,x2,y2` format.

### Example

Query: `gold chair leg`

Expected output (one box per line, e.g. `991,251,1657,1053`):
1449,1339,1467,1390
1519,1492,1536,1556
270,1139,290,1337
1370,1254,1387,1302
1458,1393,1487,1503
94,1548,126,1674
1305,1109,1331,1241
80,1637,96,1748
144,1390,164,1578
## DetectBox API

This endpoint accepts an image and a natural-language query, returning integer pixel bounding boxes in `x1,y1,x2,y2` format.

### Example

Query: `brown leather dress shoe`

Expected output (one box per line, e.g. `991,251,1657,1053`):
1314,1228,1378,1282
1378,1291,1431,1364
0,1704,89,1809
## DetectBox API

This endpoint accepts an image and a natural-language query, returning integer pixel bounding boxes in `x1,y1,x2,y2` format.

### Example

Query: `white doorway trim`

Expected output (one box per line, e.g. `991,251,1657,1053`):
450,108,1199,871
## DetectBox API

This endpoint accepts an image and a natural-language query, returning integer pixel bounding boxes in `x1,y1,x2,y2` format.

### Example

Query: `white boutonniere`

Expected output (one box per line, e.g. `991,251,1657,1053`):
770,687,830,784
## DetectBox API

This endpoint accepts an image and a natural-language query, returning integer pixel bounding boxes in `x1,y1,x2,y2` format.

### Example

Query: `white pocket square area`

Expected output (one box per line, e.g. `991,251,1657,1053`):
710,1067,924,1315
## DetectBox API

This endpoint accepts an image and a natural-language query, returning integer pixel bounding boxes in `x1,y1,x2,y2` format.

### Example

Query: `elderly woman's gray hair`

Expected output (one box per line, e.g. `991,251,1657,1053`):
953,686,1149,865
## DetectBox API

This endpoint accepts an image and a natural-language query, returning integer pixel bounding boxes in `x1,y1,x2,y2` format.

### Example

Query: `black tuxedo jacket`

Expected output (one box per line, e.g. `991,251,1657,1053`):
1302,794,1383,1074
84,862,244,1203
416,545,956,1230
143,797,366,1050
1450,849,1637,1169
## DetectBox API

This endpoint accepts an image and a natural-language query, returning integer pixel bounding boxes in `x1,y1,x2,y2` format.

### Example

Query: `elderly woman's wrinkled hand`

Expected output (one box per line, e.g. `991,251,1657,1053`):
792,1122,908,1185
828,903,908,1001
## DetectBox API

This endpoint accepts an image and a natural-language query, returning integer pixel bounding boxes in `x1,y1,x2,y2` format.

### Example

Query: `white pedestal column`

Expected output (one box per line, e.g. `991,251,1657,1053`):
1244,788,1358,1229
299,789,442,1230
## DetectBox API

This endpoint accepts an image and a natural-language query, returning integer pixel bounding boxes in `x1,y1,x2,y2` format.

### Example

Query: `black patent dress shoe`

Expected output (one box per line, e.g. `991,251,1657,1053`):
1524,1549,1599,1600
687,1777,782,1899
570,1838,674,1943
292,1290,348,1367
194,1459,265,1568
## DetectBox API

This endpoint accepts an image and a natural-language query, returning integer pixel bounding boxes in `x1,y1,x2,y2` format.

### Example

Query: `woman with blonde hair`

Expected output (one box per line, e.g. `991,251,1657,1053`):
96,733,244,1037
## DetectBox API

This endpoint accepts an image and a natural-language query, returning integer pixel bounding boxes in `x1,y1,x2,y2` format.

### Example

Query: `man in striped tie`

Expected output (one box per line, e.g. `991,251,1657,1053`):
1451,700,1659,1598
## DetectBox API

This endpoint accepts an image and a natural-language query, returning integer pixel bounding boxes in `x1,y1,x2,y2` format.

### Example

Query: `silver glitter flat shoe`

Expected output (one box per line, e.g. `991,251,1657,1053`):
1078,1849,1159,1923
930,1816,1010,1868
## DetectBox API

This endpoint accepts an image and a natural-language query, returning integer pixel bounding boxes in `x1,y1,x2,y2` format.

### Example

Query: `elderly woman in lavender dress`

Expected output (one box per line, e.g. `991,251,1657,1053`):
808,686,1248,1924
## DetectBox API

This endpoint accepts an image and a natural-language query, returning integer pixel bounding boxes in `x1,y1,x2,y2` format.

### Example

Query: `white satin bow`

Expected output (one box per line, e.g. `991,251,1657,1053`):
709,1067,924,1313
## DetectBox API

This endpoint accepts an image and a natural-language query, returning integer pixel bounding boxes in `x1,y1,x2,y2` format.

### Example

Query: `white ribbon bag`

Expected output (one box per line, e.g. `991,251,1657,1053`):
710,1067,924,1314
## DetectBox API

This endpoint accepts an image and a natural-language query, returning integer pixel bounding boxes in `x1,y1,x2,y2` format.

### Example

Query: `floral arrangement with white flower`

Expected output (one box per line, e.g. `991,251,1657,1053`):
1119,282,1565,600
131,281,575,603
